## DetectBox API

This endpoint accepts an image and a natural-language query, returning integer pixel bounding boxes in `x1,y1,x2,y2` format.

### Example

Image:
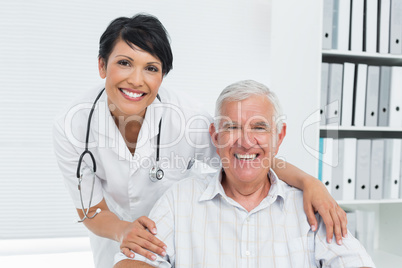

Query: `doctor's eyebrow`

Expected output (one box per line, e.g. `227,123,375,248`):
116,55,134,61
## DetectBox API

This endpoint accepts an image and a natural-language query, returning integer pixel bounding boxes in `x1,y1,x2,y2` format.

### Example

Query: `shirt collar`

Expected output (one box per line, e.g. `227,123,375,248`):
199,168,286,211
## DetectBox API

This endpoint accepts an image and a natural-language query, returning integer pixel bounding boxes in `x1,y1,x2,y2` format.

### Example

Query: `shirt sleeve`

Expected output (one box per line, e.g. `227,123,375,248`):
113,186,177,267
314,215,376,268
52,117,104,209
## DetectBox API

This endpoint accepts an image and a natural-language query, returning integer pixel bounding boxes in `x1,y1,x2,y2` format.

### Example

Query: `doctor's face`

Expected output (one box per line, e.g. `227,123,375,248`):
210,95,286,185
98,39,163,119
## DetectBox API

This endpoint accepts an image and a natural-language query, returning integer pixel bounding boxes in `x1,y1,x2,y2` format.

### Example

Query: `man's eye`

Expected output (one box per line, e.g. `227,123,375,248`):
227,126,241,131
146,66,159,72
118,60,130,67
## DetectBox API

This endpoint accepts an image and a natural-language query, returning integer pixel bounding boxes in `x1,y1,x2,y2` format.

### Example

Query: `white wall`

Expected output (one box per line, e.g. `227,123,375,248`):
270,0,321,176
0,0,273,239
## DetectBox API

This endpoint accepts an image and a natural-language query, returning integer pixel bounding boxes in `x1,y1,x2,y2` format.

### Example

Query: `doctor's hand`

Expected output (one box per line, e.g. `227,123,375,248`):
303,178,348,245
119,216,167,261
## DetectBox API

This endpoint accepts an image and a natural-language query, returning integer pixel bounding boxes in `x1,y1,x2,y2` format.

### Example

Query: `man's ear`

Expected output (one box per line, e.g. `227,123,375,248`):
98,57,106,79
209,123,219,148
274,123,287,155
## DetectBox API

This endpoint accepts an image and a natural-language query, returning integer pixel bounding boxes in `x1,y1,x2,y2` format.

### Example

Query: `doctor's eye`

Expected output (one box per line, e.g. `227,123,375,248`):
117,60,131,67
146,65,160,72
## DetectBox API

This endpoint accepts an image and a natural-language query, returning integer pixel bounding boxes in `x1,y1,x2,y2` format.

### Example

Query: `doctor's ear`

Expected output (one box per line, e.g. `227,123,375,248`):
98,57,107,79
209,123,219,147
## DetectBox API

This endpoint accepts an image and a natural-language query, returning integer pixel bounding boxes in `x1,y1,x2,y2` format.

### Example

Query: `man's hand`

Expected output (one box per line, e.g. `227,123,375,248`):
119,216,167,261
303,178,348,245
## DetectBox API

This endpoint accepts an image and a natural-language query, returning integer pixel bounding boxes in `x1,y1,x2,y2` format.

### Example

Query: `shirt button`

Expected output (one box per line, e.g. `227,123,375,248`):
245,251,250,256
246,217,250,222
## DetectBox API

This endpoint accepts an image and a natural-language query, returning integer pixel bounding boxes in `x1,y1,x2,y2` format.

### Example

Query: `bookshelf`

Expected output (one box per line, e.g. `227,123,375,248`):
270,0,401,266
319,1,402,267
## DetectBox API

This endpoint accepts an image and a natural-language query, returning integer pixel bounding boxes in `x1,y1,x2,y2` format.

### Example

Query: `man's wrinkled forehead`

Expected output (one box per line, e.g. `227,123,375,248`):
218,99,274,124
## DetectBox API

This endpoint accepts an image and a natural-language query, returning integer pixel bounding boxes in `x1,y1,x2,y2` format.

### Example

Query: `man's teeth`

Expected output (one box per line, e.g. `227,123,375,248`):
122,89,144,98
235,154,257,160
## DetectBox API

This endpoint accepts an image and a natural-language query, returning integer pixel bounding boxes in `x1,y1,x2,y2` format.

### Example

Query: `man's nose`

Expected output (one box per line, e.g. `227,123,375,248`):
237,129,256,149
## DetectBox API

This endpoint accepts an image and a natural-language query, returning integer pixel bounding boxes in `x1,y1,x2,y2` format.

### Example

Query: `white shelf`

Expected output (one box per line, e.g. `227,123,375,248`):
319,126,402,139
320,126,402,132
322,50,402,66
338,199,402,206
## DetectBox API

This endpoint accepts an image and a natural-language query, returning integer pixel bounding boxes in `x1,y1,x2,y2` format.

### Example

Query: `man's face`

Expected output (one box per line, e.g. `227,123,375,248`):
210,95,286,184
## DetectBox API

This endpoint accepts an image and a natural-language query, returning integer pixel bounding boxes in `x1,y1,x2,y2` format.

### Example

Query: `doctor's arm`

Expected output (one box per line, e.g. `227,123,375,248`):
272,158,347,245
53,120,166,261
77,199,167,261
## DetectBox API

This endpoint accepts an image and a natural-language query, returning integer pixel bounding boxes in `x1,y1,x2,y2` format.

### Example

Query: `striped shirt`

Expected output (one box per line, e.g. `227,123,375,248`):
115,169,375,268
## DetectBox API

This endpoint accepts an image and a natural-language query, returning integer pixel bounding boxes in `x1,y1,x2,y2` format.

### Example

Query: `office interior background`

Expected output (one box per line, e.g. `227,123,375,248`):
0,0,400,267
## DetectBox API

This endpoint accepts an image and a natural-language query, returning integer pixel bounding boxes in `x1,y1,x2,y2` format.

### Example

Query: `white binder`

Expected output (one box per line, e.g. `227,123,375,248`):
342,138,357,201
322,0,334,50
332,0,351,50
364,0,378,53
350,0,364,52
346,210,357,237
341,63,355,126
322,138,336,194
370,139,385,200
356,139,371,200
326,63,343,125
332,139,344,200
390,0,402,54
365,66,380,126
389,67,402,127
321,63,330,125
354,64,368,127
383,139,401,199
400,142,402,199
378,66,392,126
379,0,391,53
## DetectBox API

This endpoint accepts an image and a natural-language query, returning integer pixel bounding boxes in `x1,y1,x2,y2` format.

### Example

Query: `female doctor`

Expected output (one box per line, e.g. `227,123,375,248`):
53,14,347,268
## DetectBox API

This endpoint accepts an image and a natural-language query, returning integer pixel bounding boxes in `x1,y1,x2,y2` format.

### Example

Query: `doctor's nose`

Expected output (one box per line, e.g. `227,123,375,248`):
128,68,145,87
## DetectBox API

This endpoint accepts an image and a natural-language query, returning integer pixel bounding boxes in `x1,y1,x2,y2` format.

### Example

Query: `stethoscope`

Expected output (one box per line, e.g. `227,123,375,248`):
76,88,164,222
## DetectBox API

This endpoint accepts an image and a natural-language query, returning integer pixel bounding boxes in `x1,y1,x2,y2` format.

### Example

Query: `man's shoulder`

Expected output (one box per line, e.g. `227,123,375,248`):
165,171,215,199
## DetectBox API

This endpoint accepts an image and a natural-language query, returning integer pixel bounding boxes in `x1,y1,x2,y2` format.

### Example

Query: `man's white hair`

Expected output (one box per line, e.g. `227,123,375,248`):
214,80,284,133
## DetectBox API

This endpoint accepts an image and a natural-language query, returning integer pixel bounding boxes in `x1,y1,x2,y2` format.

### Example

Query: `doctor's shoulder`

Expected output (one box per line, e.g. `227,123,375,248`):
53,84,105,145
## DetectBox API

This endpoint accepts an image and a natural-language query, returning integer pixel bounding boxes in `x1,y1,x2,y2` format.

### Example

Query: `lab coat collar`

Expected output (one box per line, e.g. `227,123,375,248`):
91,88,164,160
92,90,163,139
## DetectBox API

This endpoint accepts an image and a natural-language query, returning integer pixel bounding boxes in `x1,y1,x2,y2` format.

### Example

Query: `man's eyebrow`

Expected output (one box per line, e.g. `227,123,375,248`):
251,121,271,127
221,121,239,128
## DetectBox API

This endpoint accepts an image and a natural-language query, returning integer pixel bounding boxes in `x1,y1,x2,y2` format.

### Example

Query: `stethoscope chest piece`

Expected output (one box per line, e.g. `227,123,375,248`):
149,165,164,182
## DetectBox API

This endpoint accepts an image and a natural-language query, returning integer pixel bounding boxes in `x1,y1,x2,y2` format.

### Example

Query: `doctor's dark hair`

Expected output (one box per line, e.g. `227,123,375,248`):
98,13,173,75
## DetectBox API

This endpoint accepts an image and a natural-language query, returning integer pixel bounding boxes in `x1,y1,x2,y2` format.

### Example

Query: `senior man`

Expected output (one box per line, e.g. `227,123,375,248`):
114,80,375,267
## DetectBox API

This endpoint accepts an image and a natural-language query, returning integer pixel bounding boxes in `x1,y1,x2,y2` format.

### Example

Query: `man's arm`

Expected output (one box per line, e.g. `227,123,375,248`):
114,260,154,268
314,215,376,268
272,158,348,245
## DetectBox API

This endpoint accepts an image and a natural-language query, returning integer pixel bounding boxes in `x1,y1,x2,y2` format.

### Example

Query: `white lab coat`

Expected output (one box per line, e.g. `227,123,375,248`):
53,84,218,268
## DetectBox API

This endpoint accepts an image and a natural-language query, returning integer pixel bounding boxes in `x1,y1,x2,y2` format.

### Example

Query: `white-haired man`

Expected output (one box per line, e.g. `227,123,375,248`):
114,80,375,267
